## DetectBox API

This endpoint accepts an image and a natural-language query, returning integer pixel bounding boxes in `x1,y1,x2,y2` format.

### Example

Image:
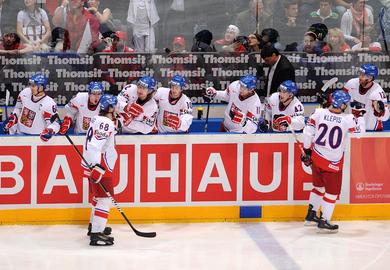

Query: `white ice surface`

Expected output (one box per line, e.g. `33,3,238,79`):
0,221,389,270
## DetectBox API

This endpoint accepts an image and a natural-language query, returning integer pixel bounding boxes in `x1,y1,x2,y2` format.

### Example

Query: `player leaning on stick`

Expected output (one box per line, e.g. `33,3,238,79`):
204,74,263,134
302,90,357,233
264,80,305,132
343,63,389,131
59,81,104,135
3,73,60,141
83,94,118,246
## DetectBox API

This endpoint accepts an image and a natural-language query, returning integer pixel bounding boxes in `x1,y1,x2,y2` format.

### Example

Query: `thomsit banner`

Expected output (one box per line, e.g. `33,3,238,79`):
0,52,390,106
0,132,388,209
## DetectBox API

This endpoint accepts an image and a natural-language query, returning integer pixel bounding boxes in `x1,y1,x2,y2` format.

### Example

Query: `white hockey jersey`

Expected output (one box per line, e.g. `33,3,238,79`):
64,92,100,134
344,78,389,131
154,87,193,133
303,108,356,164
82,115,117,172
216,80,263,134
12,87,60,135
117,84,158,134
265,92,305,132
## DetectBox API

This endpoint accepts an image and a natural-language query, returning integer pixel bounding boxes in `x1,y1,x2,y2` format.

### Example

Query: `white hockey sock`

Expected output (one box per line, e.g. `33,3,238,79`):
89,197,98,224
91,197,111,233
309,186,325,212
321,193,338,221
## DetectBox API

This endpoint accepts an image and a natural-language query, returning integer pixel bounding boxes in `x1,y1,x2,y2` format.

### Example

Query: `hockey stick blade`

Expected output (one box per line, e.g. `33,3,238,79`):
321,77,338,92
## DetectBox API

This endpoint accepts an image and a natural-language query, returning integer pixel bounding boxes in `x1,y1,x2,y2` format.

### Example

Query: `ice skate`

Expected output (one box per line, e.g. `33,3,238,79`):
304,204,322,226
89,232,114,246
317,219,339,233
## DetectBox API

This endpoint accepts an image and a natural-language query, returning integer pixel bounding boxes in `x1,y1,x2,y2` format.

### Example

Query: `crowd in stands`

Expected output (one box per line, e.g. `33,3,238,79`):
0,0,388,55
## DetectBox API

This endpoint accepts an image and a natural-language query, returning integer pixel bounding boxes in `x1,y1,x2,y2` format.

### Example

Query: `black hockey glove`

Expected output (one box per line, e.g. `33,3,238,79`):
301,148,312,167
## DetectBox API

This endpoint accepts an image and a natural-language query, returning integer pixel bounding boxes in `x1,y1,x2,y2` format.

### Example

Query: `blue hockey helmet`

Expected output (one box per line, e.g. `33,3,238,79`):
170,74,186,88
30,73,48,88
359,64,378,79
331,90,351,109
278,80,298,96
137,76,156,93
239,75,257,90
88,81,104,95
100,94,118,112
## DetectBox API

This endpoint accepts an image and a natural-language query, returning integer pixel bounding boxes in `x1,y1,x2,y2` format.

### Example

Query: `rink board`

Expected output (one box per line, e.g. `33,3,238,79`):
0,133,389,224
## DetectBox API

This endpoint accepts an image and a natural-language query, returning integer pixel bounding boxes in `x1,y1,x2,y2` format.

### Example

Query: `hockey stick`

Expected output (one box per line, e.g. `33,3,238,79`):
204,97,211,132
321,77,338,92
379,7,389,53
289,125,305,156
64,134,157,238
4,89,10,121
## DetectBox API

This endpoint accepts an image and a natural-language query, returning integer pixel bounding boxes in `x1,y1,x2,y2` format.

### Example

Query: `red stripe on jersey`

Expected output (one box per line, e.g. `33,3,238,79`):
323,196,336,204
342,87,349,93
312,188,324,196
375,120,383,131
43,111,52,120
94,209,109,219
308,118,316,126
348,127,356,133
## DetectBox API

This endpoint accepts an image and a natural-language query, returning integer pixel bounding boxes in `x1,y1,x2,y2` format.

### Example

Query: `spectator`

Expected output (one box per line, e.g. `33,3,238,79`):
323,27,351,52
261,28,284,51
340,0,374,46
86,0,118,36
248,32,263,52
52,0,100,53
214,25,240,52
0,32,34,54
102,31,135,52
260,45,295,98
298,31,319,54
171,36,186,53
274,0,306,50
16,0,51,52
49,27,71,52
222,35,249,53
235,0,272,35
126,0,159,53
334,0,352,15
351,25,382,51
191,29,216,52
308,0,341,29
299,0,318,17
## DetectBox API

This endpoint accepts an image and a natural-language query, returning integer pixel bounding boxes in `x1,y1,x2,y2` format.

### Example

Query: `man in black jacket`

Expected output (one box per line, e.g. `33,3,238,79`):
260,45,295,98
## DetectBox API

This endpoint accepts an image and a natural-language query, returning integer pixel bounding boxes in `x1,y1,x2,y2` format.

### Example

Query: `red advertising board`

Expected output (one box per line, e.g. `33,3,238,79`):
350,137,390,203
0,146,32,204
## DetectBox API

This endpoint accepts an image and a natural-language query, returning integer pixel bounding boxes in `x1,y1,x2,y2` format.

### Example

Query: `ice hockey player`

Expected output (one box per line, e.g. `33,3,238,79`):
3,73,60,141
154,74,193,133
343,63,389,131
302,90,357,233
83,94,118,246
59,81,104,135
117,76,158,134
265,80,305,132
204,74,263,134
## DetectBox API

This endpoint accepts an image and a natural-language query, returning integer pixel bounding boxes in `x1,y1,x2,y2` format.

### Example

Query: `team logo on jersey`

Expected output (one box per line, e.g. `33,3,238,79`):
82,117,92,131
229,103,241,120
246,111,259,125
94,129,111,140
144,112,157,127
20,107,36,127
163,111,178,126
